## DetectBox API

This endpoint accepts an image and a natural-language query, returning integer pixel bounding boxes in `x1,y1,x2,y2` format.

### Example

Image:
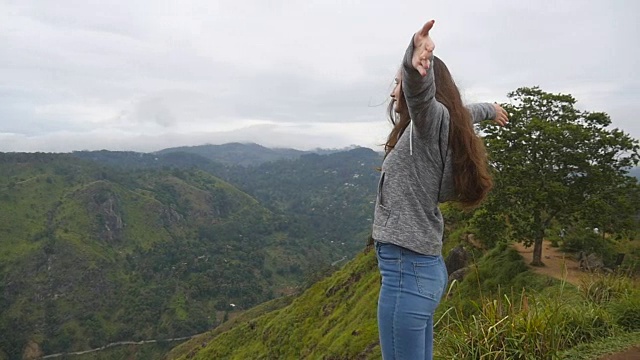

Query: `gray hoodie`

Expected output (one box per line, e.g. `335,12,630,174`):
372,38,496,256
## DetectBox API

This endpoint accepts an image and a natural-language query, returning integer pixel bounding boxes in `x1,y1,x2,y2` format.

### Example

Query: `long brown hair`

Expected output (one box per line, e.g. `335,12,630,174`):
384,57,492,209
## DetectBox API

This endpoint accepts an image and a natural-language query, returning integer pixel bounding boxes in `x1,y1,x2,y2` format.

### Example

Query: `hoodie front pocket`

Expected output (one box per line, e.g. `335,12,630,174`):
374,203,391,227
374,172,394,227
376,171,386,206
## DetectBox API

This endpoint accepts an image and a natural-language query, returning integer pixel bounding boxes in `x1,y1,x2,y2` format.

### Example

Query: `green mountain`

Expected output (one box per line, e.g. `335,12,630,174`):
166,248,381,359
73,146,383,257
155,143,307,166
217,147,382,255
0,153,349,359
72,150,221,171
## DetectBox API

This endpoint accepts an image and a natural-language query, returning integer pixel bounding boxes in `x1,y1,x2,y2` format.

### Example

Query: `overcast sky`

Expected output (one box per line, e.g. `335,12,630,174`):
1,0,638,153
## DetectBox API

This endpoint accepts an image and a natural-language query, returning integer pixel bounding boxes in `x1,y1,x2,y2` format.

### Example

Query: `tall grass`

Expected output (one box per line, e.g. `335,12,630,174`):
577,271,640,332
578,271,636,304
435,282,617,360
432,246,639,360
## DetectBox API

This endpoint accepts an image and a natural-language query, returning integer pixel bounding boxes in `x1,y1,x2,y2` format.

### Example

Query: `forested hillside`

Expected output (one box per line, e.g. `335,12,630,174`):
216,147,382,255
74,145,383,256
0,152,371,359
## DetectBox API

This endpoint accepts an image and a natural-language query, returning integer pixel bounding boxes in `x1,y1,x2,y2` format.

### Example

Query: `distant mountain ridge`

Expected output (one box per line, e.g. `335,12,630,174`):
72,143,377,169
155,142,370,166
72,149,222,171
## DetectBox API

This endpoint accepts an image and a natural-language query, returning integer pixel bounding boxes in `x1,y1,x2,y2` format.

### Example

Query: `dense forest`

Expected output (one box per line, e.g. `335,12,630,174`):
0,147,380,359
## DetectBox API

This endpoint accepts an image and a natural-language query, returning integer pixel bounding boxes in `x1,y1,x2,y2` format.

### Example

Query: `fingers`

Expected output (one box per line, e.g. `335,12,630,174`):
412,20,436,77
419,19,435,37
415,42,434,76
497,110,509,126
415,21,435,52
422,58,431,73
413,56,430,77
500,107,509,123
492,104,509,126
414,63,427,77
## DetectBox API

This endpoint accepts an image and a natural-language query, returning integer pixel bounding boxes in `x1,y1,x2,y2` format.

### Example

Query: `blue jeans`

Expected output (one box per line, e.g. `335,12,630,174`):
375,241,448,360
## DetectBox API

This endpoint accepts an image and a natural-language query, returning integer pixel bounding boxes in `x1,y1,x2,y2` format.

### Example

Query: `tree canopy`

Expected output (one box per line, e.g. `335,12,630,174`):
474,87,639,265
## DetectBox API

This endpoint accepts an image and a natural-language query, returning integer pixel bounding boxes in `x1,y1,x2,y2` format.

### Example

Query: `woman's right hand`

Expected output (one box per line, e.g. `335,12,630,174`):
412,20,436,77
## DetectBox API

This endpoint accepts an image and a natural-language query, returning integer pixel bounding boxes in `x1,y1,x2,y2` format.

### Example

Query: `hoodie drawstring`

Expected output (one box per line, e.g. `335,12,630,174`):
409,120,414,155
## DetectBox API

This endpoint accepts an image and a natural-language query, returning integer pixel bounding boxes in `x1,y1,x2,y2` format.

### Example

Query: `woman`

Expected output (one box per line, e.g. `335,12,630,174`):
373,19,509,359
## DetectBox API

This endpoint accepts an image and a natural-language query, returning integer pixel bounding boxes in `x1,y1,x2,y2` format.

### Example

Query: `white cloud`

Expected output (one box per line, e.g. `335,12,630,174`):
1,0,638,153
0,120,390,153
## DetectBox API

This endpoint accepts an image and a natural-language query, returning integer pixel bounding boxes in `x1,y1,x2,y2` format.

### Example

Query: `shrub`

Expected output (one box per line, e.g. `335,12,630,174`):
578,272,635,304
561,227,618,267
561,227,601,253
609,290,640,331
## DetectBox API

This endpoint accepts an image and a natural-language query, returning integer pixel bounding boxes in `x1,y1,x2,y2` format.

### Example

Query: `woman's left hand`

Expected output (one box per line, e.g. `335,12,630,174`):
492,104,509,126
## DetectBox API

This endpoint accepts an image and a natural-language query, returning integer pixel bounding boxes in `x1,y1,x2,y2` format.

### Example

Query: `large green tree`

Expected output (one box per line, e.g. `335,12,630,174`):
475,87,639,266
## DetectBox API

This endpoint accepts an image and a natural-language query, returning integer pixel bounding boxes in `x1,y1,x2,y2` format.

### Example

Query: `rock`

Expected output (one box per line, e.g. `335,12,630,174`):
615,253,626,267
98,197,124,243
448,267,468,283
445,245,469,274
81,185,126,244
579,252,604,271
22,340,42,360
162,206,183,225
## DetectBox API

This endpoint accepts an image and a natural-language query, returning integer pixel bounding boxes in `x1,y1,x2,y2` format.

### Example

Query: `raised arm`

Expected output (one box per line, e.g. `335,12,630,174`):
466,103,509,126
466,103,496,124
401,20,445,133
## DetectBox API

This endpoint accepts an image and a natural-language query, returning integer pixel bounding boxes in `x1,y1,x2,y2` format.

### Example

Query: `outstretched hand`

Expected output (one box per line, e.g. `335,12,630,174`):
493,104,509,126
412,20,436,77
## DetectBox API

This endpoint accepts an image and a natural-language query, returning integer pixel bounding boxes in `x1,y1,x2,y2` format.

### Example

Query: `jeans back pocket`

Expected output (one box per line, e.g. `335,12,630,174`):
413,257,446,301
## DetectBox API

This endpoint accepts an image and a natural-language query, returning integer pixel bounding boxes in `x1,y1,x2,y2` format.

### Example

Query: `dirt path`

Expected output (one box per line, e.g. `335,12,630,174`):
598,346,640,359
512,240,588,286
512,241,640,359
41,335,196,358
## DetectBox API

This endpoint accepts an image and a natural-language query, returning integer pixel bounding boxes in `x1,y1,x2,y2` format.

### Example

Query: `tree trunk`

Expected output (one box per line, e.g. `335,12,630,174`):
531,236,545,267
530,213,546,266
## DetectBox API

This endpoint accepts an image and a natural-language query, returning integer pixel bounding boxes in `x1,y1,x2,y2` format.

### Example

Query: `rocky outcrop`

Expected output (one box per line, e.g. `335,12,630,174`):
448,267,469,283
445,245,471,285
95,196,124,243
161,206,183,225
578,252,605,271
76,182,125,244
445,245,470,275
22,340,43,360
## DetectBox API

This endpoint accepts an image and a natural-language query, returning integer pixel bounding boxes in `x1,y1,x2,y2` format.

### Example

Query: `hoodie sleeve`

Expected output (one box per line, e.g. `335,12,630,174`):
401,37,446,137
466,103,497,124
